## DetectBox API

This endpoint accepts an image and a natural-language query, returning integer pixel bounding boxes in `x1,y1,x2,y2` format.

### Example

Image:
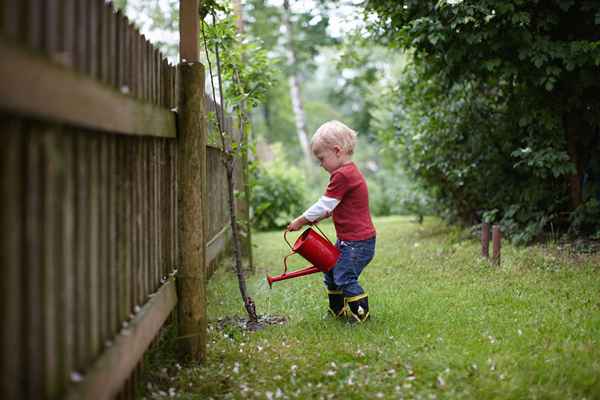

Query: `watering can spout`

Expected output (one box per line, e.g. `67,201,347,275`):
267,265,320,288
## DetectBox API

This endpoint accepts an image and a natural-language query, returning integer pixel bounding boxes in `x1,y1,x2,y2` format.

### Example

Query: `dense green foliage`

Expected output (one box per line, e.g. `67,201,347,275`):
141,216,600,399
250,145,308,230
364,0,600,242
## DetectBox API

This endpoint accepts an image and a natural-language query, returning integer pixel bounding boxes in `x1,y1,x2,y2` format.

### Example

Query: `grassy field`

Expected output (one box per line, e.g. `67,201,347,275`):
143,216,600,399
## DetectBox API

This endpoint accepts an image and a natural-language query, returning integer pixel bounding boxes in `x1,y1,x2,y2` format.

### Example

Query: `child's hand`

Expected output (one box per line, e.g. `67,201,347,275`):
287,216,307,231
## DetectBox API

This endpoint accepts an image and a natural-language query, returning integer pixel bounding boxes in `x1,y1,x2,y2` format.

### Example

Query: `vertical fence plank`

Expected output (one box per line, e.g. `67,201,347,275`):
138,35,145,102
1,0,22,39
108,4,117,88
26,0,45,50
42,128,62,399
149,141,156,291
134,138,141,308
128,23,136,98
63,0,76,68
98,135,108,351
156,140,163,283
88,134,101,364
74,134,87,376
74,0,88,73
45,0,59,55
100,2,110,84
24,124,44,399
121,137,132,324
109,136,119,334
88,0,99,78
62,129,76,389
0,119,23,400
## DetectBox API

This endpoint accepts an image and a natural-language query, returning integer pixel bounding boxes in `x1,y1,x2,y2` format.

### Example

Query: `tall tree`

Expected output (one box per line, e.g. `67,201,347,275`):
282,0,312,168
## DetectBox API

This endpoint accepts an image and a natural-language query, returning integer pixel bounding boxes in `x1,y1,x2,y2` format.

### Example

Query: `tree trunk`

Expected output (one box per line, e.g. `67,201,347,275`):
226,156,257,321
564,112,584,210
232,0,253,271
282,0,313,168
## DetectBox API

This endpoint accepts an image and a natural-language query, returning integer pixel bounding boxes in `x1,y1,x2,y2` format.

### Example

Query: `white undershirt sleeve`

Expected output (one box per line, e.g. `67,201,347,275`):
302,196,340,222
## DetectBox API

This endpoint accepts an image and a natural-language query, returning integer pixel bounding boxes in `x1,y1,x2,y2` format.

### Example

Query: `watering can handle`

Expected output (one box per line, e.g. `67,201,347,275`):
284,223,334,249
311,223,335,245
284,229,293,250
283,251,295,273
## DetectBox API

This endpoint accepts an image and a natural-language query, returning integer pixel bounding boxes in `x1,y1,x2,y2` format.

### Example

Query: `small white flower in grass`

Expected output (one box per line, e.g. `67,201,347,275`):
265,391,274,400
414,243,420,248
387,368,396,376
169,387,176,397
233,362,240,374
376,392,384,398
356,349,365,357
518,329,523,336
257,345,264,352
436,375,447,389
324,370,336,377
275,388,284,398
70,371,84,382
175,363,181,370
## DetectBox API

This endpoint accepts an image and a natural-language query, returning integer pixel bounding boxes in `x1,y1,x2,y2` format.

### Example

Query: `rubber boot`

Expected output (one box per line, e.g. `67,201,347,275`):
346,294,370,323
328,290,346,318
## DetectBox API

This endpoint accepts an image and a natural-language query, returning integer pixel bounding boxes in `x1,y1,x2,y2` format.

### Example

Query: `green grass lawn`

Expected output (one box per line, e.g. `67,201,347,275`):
144,216,600,399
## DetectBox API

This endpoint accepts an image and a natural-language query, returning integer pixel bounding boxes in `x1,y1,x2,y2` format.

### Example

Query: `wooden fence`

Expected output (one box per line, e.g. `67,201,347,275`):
0,1,244,399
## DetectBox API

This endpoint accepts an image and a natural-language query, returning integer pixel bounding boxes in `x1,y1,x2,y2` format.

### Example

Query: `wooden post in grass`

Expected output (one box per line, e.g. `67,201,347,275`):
481,222,490,258
492,225,501,266
177,0,207,361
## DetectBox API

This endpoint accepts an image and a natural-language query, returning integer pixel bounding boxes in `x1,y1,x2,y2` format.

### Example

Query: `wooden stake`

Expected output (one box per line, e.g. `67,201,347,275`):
492,225,501,266
481,222,490,258
176,62,207,361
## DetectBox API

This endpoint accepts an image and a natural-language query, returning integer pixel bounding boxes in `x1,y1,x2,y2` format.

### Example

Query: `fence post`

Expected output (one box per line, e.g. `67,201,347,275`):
481,222,490,258
177,61,207,361
492,225,502,266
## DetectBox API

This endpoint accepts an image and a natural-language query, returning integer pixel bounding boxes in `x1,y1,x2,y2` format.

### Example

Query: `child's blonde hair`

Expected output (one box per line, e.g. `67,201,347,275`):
311,120,358,155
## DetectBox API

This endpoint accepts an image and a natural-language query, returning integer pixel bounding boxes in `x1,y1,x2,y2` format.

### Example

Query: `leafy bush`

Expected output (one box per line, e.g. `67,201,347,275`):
251,146,308,231
363,0,600,242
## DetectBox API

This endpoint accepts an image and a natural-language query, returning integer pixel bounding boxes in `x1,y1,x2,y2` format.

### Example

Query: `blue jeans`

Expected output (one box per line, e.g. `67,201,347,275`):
324,236,376,297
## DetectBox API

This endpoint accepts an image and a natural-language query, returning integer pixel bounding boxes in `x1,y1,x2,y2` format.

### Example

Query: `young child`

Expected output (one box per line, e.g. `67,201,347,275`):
287,120,376,323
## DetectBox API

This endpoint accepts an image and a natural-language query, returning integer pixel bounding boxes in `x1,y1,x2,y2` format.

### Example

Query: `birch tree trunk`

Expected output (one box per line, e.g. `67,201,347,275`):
282,0,312,168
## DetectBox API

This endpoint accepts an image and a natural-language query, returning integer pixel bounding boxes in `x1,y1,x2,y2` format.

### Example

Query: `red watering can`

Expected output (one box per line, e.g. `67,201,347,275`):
267,225,340,288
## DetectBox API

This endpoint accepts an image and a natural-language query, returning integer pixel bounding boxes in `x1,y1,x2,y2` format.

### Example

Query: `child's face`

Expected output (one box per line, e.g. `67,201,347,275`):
313,143,345,173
